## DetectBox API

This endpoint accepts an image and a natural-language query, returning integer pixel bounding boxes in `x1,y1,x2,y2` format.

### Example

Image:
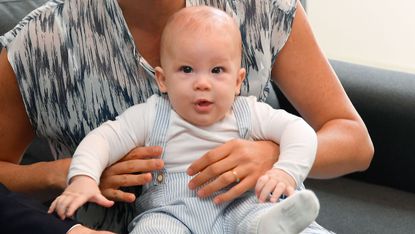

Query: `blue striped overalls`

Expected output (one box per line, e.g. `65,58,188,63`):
128,95,332,234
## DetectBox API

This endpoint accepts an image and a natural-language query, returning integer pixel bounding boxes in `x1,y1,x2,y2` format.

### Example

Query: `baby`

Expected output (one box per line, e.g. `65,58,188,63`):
49,6,319,234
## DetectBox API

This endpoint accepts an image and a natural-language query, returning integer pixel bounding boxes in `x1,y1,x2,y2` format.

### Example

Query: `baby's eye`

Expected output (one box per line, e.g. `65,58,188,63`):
211,67,223,74
180,66,193,73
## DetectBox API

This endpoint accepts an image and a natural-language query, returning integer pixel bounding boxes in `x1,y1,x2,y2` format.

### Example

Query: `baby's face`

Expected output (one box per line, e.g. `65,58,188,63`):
156,27,244,126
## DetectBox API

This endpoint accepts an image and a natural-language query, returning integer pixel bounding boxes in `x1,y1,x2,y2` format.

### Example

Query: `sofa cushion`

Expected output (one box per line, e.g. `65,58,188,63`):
0,0,47,35
307,177,415,233
0,0,48,51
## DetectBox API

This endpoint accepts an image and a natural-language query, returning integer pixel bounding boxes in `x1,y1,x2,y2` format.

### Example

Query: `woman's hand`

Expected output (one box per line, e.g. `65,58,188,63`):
187,139,279,204
98,146,164,203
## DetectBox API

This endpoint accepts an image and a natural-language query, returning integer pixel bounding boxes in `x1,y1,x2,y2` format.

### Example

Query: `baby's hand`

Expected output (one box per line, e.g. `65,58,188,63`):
255,168,296,203
48,175,114,220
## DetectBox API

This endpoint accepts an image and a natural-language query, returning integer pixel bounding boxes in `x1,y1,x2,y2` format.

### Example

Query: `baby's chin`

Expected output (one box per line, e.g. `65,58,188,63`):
183,114,226,127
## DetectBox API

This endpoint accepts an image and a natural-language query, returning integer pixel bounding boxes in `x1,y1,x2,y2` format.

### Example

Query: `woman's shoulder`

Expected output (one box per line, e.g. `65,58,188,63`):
188,0,296,16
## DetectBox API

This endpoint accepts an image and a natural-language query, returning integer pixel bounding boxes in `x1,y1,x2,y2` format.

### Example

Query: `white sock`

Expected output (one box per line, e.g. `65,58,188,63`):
256,189,320,234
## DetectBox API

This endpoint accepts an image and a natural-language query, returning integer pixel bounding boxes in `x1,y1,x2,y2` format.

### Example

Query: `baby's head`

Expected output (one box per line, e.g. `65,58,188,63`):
155,6,245,126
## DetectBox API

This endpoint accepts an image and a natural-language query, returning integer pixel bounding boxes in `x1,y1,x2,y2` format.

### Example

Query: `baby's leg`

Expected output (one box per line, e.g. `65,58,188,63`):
130,212,190,234
256,189,320,234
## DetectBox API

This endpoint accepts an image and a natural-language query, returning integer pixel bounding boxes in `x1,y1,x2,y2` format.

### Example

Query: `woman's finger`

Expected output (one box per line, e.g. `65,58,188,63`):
98,146,164,203
99,173,152,202
212,175,257,204
102,158,164,177
101,188,136,203
119,146,162,162
187,140,234,176
196,169,241,198
100,172,152,189
188,155,238,190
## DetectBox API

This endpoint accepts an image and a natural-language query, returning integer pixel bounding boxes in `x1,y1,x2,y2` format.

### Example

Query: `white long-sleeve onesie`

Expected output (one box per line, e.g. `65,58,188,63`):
69,95,317,187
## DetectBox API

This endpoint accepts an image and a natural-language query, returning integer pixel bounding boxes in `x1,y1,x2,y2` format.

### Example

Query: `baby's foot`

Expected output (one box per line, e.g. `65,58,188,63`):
257,190,320,234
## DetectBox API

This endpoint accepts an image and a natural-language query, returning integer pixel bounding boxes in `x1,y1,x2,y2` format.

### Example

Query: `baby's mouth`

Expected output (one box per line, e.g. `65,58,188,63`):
194,99,213,112
197,100,212,106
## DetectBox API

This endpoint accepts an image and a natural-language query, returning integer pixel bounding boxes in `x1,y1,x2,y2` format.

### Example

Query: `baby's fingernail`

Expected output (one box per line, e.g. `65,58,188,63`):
187,168,194,175
188,181,194,189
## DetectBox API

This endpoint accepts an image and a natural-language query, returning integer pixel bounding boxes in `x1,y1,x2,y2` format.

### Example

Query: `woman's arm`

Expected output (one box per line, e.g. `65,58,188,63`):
0,49,164,202
188,1,373,203
272,2,374,178
0,48,68,200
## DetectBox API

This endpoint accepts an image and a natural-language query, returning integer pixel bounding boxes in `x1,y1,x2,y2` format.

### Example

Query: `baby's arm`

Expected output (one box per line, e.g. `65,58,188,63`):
49,100,152,219
248,97,317,202
69,101,151,187
48,175,113,220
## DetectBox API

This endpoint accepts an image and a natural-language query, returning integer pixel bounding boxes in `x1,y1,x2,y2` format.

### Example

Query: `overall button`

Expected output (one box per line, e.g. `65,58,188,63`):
157,173,164,183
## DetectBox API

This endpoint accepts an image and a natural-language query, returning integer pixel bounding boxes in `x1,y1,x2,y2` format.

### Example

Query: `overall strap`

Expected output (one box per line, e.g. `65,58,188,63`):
148,94,171,184
232,97,252,140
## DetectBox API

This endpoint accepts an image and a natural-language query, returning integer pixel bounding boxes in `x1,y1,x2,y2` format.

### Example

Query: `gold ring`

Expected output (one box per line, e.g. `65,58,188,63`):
232,170,240,183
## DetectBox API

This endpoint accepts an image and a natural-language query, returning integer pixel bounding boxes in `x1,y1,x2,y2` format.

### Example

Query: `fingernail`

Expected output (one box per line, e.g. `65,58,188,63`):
197,190,205,197
187,168,193,175
152,147,162,154
213,197,221,204
188,181,194,190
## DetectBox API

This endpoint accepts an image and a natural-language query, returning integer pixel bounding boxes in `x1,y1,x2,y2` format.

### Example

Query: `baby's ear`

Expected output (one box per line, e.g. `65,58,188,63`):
155,67,168,93
235,68,246,95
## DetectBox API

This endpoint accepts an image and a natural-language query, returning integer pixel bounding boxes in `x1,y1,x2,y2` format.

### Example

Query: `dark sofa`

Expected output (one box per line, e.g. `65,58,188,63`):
2,1,415,233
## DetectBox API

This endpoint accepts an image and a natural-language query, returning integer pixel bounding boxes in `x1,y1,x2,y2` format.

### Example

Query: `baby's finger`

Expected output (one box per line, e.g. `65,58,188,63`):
270,182,286,203
286,186,295,196
55,196,73,219
255,175,269,198
92,194,115,208
65,196,86,218
48,198,59,214
258,180,278,203
56,203,69,220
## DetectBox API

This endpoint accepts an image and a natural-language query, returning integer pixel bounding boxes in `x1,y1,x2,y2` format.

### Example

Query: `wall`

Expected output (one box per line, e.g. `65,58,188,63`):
306,0,415,74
